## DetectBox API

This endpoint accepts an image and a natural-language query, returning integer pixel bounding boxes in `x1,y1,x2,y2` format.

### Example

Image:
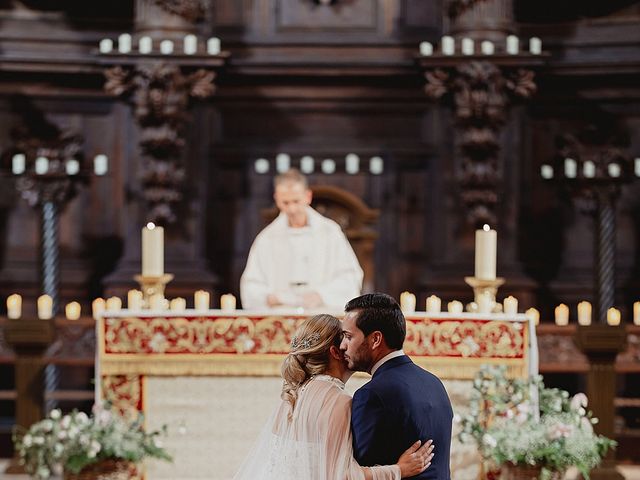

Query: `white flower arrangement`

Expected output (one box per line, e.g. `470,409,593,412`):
457,365,616,480
13,403,171,480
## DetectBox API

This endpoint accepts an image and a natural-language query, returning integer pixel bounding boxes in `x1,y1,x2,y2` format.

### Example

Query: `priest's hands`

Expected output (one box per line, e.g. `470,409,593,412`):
301,291,323,308
266,291,324,308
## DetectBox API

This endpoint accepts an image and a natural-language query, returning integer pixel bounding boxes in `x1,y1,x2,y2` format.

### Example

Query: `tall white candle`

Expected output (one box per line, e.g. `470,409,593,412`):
506,35,519,54
419,41,433,56
564,158,577,178
583,160,596,178
184,34,197,55
35,157,48,175
118,34,132,54
94,154,108,175
160,40,174,55
99,38,113,54
300,156,314,174
37,294,53,320
207,37,221,55
475,224,497,280
461,38,474,55
12,154,26,175
577,301,592,326
276,153,290,173
426,295,441,314
400,291,416,314
345,154,359,174
142,222,164,276
529,37,542,55
139,36,152,54
441,36,455,55
7,294,22,319
369,156,384,175
481,40,494,55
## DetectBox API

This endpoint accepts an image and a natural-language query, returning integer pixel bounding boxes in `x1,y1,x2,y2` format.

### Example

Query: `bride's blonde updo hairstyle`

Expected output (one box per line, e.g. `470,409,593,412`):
281,314,343,416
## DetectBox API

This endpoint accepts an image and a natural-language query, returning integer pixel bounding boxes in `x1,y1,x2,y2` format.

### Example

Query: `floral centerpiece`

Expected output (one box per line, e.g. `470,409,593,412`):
457,365,616,480
13,403,171,480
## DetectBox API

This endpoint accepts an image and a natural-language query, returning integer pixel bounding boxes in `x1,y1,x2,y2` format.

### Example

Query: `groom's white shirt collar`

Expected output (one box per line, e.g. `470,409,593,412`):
370,350,405,376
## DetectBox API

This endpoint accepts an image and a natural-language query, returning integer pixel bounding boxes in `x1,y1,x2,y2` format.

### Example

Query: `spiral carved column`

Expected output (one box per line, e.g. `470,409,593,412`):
41,201,60,314
595,197,616,323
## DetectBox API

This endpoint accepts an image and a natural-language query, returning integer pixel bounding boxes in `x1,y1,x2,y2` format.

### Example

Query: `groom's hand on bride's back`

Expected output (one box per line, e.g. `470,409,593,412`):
396,439,435,478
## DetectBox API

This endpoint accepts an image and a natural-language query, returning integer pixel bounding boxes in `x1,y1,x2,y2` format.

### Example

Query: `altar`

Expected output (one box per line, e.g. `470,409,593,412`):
97,309,537,480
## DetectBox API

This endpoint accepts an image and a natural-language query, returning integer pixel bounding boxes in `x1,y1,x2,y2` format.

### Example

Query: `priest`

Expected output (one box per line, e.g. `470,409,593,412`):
240,169,363,310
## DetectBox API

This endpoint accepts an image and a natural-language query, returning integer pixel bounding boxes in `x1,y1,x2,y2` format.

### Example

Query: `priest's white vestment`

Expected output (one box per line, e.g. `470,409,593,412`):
240,207,363,309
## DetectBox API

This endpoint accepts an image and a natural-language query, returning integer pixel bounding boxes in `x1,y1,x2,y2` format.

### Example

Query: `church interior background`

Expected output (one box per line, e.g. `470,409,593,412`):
0,0,639,478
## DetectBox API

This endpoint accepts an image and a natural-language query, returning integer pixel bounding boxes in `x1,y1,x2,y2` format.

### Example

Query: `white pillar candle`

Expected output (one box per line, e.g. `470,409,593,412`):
170,297,187,311
220,293,237,311
11,154,26,175
426,295,441,314
529,37,542,55
540,164,554,179
475,224,497,280
99,38,113,54
35,156,48,175
400,292,416,314
506,35,519,54
525,307,540,326
65,159,80,175
608,163,621,178
6,294,22,320
607,307,621,326
577,301,592,326
105,296,122,312
254,158,269,174
160,40,174,55
583,160,596,178
94,154,108,175
503,296,518,315
369,156,384,175
92,298,105,320
65,301,81,321
461,38,474,55
554,304,569,326
441,36,455,55
149,294,165,311
564,158,577,178
447,300,464,314
139,36,152,54
276,153,290,173
118,34,132,54
184,34,197,55
635,158,640,177
207,37,221,55
345,154,359,174
194,290,210,310
142,222,164,277
419,41,433,56
634,301,640,326
300,156,314,174
481,40,494,55
321,159,336,174
37,294,53,320
127,289,144,310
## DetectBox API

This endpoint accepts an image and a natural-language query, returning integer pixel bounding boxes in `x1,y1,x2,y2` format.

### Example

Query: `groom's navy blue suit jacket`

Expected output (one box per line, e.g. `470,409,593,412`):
351,355,453,480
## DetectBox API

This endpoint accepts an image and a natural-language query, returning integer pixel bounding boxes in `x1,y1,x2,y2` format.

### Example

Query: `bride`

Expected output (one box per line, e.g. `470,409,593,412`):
233,314,434,479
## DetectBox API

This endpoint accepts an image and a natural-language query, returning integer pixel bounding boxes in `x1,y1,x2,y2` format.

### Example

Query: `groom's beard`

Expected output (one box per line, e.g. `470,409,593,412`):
345,341,373,373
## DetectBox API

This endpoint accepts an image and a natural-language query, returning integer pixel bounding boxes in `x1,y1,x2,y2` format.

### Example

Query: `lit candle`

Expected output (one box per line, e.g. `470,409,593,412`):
194,290,210,310
564,158,577,178
345,154,359,174
607,307,621,326
149,294,165,311
92,298,105,320
461,37,474,55
184,34,197,55
369,156,384,175
66,159,80,175
12,154,26,175
448,300,463,314
106,296,122,312
529,37,542,55
276,153,290,173
577,301,592,326
6,294,22,319
142,222,164,277
525,307,540,326
160,40,174,55
400,292,416,314
127,290,143,310
93,154,108,175
419,41,433,56
207,37,221,55
475,224,497,280
634,301,640,326
37,294,53,320
118,33,132,54
170,297,187,311
65,301,81,321
503,296,518,315
506,35,519,54
99,38,113,54
481,40,494,55
300,156,314,174
583,160,596,178
426,295,441,314
608,163,621,178
35,156,48,175
220,293,237,311
441,36,455,55
554,303,569,326
540,164,554,179
139,36,152,54
321,159,336,174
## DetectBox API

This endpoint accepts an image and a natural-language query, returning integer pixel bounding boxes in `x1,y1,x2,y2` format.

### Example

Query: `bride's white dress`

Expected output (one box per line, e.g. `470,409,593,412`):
233,375,400,480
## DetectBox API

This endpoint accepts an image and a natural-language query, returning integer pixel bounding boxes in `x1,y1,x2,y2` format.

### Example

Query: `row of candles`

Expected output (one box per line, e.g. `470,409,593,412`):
541,158,640,179
399,291,518,315
255,154,384,176
10,154,109,176
98,34,221,56
4,291,238,320
419,35,542,57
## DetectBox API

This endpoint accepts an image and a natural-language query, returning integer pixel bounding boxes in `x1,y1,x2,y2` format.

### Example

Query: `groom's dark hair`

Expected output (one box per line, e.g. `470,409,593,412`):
344,293,406,350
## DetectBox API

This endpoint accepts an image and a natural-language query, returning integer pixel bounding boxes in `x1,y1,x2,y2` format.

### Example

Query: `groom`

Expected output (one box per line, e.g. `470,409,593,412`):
340,293,453,479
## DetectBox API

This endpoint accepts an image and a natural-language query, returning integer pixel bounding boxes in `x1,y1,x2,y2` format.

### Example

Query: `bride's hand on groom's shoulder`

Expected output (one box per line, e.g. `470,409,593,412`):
396,439,435,478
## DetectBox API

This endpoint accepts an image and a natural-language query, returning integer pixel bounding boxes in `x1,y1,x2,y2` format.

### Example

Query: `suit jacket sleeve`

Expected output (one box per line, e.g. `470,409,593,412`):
351,387,387,467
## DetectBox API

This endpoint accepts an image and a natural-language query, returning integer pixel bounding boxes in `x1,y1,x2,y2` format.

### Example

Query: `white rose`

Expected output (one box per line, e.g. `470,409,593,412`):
482,433,497,448
58,430,67,440
90,440,101,454
22,435,32,447
61,416,71,429
570,392,588,410
41,420,53,432
33,436,45,445
50,409,62,420
76,412,89,423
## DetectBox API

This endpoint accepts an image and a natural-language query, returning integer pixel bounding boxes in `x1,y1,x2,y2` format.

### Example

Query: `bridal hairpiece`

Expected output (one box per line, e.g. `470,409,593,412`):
291,332,321,350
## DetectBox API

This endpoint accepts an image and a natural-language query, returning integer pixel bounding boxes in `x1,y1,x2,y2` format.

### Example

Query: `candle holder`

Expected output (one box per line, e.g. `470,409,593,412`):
134,274,174,305
464,276,505,313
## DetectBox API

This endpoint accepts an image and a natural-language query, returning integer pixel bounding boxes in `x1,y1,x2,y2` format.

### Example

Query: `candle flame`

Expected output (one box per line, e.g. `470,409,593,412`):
483,224,490,231
146,222,156,230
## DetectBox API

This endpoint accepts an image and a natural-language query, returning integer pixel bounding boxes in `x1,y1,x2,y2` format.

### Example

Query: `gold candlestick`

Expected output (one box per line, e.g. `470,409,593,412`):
464,276,505,313
134,273,174,305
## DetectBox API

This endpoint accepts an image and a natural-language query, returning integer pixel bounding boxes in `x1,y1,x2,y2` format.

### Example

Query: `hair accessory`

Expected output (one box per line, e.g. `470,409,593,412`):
291,332,321,350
